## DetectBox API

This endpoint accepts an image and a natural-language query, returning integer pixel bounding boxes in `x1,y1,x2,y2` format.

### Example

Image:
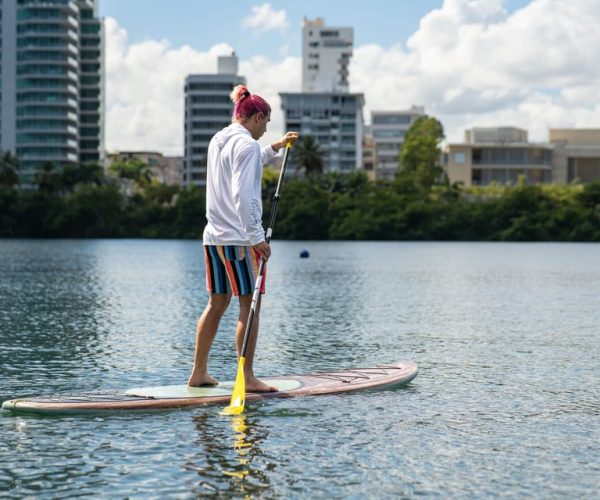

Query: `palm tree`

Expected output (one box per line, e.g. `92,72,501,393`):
35,161,60,194
0,151,20,188
292,135,324,176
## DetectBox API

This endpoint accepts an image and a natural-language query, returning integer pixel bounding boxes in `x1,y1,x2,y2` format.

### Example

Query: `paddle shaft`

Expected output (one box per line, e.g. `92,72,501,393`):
239,144,291,358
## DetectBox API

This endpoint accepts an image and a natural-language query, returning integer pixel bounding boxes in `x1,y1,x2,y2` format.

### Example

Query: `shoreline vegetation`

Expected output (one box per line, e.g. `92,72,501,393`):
1,115,599,241
0,168,599,241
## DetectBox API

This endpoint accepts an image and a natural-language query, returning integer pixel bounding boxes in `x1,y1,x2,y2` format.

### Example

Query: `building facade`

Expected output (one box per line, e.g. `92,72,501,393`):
549,129,600,183
371,106,424,181
280,92,364,173
0,0,104,185
445,127,553,186
302,17,352,93
362,125,375,180
445,127,600,186
183,53,244,187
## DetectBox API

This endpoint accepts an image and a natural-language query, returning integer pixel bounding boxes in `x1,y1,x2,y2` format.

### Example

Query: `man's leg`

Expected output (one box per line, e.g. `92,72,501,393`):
188,293,231,387
236,294,277,392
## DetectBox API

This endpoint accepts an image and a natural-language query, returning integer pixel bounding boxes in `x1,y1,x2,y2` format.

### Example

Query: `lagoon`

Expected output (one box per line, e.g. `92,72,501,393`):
1,239,599,497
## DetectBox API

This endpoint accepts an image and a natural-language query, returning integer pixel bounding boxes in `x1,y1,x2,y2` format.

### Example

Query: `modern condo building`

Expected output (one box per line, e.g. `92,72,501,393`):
183,53,244,187
0,0,104,185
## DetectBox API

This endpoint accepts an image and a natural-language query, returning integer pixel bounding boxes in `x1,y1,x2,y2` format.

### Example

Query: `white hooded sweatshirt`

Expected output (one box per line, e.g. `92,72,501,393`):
202,123,276,246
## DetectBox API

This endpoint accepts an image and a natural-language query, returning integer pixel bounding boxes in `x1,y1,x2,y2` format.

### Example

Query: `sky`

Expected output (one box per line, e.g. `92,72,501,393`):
98,0,600,155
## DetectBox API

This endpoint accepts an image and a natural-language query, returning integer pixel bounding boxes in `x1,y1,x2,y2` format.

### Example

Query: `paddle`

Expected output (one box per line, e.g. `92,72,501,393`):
222,141,293,415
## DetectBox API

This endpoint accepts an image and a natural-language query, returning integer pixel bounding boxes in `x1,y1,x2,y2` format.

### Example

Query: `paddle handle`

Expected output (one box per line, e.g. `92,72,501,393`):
239,143,292,358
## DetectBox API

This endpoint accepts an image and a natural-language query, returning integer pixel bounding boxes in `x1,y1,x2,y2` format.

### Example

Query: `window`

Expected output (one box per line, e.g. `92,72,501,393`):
453,152,465,164
191,95,230,104
373,115,412,125
506,149,526,164
373,129,404,138
187,82,234,91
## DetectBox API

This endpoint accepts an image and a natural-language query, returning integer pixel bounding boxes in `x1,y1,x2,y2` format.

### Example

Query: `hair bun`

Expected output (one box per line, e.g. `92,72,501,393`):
230,85,251,104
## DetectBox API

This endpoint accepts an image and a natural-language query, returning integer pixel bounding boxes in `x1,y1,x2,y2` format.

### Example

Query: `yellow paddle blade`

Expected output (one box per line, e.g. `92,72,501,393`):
221,357,246,416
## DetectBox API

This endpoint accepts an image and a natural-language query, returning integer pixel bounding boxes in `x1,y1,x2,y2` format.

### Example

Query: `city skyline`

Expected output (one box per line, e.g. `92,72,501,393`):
99,0,600,156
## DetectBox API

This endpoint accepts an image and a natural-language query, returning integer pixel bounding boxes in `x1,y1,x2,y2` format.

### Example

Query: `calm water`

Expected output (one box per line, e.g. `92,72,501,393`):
0,240,599,498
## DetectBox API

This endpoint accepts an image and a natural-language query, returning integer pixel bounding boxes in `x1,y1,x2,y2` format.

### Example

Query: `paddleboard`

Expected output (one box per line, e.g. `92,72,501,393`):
2,362,417,415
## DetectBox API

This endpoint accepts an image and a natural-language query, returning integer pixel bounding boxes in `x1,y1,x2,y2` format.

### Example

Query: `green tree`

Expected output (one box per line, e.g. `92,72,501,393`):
292,135,324,176
172,187,207,239
276,179,330,238
109,158,152,189
59,163,105,193
0,151,20,188
55,184,124,237
399,116,445,189
35,161,60,194
0,186,18,235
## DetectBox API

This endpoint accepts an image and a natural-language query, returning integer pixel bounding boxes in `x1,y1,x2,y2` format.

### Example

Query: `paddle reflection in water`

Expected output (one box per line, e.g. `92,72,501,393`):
186,412,277,496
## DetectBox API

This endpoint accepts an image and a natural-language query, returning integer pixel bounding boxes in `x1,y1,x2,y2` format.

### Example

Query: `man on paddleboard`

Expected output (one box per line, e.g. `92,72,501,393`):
187,85,297,392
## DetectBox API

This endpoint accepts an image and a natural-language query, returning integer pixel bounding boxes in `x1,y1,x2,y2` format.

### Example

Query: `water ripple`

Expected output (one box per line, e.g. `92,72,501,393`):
1,240,599,497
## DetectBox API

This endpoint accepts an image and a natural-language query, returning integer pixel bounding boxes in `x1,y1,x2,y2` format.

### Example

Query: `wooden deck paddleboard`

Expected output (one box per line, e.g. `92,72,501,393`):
2,362,417,415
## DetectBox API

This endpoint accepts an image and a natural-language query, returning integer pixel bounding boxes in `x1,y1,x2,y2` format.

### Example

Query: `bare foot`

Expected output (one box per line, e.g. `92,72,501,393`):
245,377,278,393
187,372,219,387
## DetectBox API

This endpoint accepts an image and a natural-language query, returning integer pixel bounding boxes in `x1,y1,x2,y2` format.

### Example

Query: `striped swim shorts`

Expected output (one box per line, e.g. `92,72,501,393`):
204,245,266,296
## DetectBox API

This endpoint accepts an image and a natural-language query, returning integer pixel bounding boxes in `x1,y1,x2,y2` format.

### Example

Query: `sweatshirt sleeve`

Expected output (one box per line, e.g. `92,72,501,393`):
232,141,265,245
261,144,277,165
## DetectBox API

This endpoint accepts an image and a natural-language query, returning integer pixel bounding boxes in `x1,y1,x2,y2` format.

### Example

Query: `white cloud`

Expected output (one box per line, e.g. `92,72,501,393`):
350,0,600,142
104,17,298,155
105,0,600,154
242,3,289,34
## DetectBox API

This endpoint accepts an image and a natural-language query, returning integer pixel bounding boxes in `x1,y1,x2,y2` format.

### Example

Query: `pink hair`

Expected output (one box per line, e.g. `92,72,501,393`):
230,85,271,121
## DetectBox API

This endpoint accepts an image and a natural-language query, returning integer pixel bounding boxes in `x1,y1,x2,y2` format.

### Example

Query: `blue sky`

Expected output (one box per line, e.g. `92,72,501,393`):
99,1,600,155
100,0,530,60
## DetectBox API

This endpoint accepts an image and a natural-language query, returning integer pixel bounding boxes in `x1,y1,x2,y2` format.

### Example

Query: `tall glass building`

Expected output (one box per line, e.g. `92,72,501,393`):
0,0,104,185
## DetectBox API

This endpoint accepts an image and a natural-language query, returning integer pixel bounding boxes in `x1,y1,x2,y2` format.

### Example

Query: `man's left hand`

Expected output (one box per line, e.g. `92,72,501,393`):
271,131,299,152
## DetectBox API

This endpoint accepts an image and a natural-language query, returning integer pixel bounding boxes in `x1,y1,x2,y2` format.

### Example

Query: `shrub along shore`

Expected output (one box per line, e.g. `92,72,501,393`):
1,169,599,241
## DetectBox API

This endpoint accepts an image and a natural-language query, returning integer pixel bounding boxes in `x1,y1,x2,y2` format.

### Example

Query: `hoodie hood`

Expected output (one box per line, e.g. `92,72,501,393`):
213,123,250,150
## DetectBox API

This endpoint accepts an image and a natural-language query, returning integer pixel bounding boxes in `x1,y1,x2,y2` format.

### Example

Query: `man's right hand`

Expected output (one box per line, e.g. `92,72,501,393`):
253,241,271,261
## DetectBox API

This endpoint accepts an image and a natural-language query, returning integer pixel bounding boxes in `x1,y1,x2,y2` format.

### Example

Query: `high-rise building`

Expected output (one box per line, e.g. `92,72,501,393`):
280,92,364,173
282,18,363,174
0,0,104,185
372,106,424,180
183,52,245,187
302,17,352,93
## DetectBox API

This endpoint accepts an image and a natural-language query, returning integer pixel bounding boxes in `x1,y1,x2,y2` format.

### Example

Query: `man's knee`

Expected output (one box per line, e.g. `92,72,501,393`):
208,293,231,315
238,294,259,313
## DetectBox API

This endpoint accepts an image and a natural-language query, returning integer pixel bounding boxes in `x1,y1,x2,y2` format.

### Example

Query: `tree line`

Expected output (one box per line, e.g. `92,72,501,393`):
1,117,599,241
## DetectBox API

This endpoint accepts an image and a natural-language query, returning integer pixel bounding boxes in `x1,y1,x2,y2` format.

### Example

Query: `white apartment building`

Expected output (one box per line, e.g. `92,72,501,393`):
371,106,424,181
280,92,364,173
183,53,244,187
281,18,363,173
302,17,353,93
